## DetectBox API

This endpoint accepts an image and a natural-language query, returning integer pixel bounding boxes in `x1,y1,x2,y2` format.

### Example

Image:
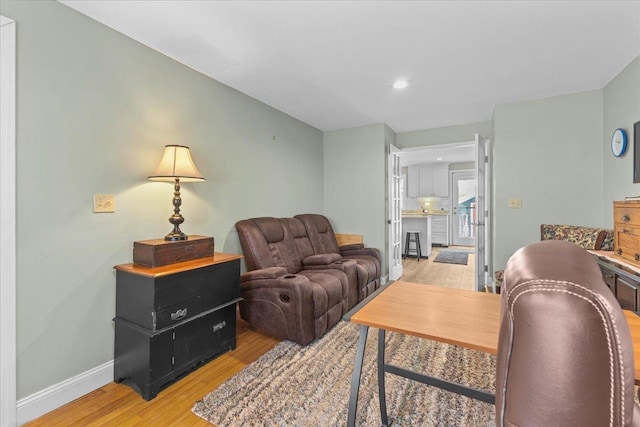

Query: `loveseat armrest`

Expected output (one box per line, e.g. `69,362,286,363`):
239,272,316,345
302,253,342,266
341,246,382,264
241,267,288,282
340,243,365,251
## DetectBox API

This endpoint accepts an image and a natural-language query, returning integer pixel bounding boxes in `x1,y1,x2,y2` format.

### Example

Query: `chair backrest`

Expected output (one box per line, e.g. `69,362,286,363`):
295,214,341,254
539,224,608,250
235,217,303,273
280,217,316,260
497,240,638,427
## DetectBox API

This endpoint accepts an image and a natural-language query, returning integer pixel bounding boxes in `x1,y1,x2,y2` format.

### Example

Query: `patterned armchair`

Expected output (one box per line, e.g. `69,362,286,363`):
494,224,614,293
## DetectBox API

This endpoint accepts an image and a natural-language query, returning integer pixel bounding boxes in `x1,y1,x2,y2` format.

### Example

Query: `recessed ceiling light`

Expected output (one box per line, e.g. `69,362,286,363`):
393,79,408,89
436,157,444,161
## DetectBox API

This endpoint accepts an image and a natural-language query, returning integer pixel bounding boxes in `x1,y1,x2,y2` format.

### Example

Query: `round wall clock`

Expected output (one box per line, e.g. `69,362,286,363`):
611,128,627,157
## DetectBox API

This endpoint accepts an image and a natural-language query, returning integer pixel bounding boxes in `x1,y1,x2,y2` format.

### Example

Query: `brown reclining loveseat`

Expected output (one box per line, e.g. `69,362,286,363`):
295,214,381,305
235,215,381,345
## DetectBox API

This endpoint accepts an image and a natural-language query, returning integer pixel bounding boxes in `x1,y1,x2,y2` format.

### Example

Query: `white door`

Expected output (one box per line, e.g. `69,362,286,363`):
474,134,490,291
388,144,403,281
0,15,17,427
451,170,476,247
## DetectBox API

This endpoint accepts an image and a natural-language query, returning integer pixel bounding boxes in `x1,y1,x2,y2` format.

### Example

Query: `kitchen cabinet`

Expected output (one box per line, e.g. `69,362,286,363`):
431,215,449,246
406,166,419,197
407,164,449,198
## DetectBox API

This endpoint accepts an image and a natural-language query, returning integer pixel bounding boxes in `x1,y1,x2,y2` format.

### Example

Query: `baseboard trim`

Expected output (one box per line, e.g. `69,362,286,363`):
17,360,113,425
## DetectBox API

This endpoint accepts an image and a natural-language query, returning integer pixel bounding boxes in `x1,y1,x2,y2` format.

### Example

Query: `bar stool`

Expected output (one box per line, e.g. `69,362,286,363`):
403,230,422,261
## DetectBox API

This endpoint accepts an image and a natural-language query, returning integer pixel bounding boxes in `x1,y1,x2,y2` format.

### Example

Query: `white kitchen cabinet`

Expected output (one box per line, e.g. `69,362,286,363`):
431,215,449,246
406,166,419,197
413,163,449,197
432,163,449,197
406,163,450,198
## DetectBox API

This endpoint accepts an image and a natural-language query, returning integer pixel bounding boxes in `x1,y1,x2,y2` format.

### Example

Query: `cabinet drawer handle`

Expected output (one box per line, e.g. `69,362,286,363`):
618,249,623,255
170,308,188,321
624,229,630,234
212,321,226,332
623,214,631,222
635,254,640,262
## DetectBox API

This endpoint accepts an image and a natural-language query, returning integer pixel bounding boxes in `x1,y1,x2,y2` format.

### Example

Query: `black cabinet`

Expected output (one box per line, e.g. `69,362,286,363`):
595,255,640,312
113,253,242,400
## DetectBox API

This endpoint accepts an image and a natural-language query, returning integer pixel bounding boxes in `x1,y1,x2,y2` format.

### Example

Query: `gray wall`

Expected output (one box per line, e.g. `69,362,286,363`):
2,1,324,399
396,121,492,148
323,124,387,275
603,56,640,225
492,90,604,270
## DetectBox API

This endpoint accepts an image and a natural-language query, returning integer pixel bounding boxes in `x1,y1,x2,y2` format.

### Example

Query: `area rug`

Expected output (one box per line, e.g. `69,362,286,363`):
192,322,495,426
433,251,469,265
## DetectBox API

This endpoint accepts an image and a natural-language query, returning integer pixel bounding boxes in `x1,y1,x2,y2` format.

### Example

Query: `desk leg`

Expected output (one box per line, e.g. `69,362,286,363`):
347,326,369,427
378,329,389,427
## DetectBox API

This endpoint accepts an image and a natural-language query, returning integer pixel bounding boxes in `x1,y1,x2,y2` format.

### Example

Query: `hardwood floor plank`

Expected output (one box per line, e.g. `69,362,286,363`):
400,246,475,290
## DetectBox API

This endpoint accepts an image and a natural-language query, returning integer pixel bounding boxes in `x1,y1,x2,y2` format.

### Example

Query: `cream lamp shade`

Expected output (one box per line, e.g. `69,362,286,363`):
148,145,205,182
149,145,205,241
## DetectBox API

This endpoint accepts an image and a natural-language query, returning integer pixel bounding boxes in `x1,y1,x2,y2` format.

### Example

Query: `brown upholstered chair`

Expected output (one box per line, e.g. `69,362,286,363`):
497,240,640,426
235,217,350,345
494,224,614,293
295,214,381,306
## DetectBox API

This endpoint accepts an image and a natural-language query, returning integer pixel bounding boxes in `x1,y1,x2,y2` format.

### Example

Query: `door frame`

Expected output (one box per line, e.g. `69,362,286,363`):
394,139,491,291
0,14,17,426
387,144,403,281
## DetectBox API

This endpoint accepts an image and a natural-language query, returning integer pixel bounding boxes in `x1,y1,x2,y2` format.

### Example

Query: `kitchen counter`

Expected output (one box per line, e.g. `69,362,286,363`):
402,212,450,246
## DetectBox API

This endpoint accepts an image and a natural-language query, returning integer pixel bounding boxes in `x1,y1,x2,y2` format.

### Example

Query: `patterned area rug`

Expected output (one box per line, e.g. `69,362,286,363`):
193,322,495,426
433,251,469,265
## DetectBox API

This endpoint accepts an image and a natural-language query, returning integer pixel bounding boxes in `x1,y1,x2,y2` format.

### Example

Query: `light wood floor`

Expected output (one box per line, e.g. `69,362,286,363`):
27,248,475,426
400,246,475,291
25,319,281,427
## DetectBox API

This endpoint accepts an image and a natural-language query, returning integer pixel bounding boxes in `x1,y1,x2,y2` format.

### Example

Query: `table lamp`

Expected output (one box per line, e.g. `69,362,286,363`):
149,145,205,241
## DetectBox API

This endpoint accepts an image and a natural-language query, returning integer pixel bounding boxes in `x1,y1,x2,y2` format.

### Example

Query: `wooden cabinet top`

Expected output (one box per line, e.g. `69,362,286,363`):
114,252,243,278
614,200,640,206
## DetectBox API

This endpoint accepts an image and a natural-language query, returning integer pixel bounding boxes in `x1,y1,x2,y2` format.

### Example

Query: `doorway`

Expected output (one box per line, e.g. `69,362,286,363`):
388,135,491,291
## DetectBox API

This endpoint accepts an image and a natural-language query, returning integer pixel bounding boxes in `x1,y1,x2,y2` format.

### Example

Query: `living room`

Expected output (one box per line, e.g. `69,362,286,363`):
1,1,639,425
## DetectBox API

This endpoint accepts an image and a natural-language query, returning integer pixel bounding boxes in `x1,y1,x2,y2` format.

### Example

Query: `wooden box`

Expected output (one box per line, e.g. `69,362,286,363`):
614,201,640,268
133,235,214,267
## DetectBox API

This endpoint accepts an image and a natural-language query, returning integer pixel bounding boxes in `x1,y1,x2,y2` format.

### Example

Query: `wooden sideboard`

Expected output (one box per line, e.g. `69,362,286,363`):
613,200,640,268
113,253,242,400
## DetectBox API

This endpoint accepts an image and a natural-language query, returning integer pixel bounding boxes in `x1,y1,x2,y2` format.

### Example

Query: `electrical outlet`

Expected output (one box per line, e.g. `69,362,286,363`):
508,198,522,209
94,194,115,213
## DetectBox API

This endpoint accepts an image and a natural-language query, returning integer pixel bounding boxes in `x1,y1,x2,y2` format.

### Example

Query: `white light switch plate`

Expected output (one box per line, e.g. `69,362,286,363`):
508,198,522,209
93,194,115,213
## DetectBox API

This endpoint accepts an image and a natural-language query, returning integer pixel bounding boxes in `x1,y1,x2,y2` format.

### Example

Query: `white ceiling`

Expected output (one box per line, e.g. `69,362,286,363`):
59,1,640,133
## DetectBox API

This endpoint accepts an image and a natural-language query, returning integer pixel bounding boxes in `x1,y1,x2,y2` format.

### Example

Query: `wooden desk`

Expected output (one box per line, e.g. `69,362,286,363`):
345,281,500,427
624,310,640,384
345,281,640,426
